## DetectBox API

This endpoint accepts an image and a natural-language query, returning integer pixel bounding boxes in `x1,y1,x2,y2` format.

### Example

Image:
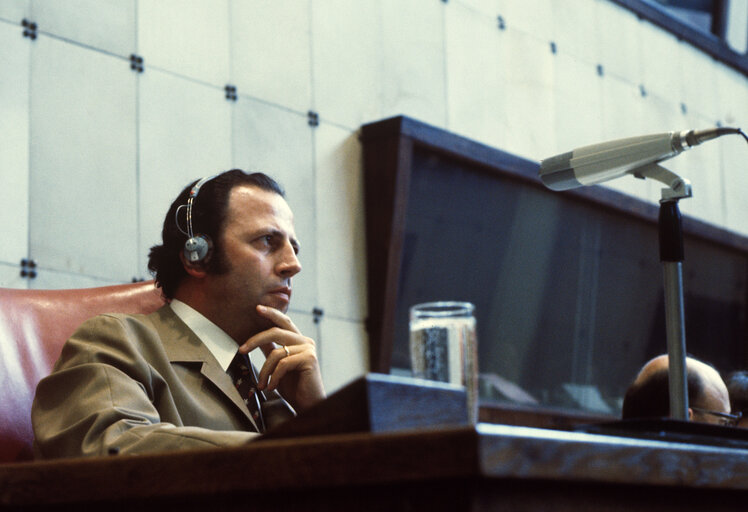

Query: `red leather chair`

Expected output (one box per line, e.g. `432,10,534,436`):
0,281,166,462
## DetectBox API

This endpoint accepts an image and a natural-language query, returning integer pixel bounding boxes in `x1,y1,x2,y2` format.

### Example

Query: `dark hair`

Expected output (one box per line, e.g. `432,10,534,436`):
726,371,748,415
621,366,704,420
148,169,285,299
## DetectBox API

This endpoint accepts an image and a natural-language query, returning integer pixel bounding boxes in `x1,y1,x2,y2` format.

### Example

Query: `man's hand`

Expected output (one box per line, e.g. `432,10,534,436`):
238,305,325,411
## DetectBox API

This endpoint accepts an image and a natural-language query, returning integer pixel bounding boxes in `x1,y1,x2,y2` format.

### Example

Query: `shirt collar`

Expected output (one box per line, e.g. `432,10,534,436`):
169,299,237,371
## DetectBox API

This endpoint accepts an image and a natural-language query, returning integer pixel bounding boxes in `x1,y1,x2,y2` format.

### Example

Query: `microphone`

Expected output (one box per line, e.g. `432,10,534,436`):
539,127,747,191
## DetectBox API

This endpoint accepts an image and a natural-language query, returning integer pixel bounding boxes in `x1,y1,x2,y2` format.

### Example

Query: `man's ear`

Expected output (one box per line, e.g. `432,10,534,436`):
179,251,208,278
687,407,694,421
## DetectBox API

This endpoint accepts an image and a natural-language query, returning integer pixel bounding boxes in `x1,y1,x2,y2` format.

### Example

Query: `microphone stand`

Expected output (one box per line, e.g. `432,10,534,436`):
636,164,692,421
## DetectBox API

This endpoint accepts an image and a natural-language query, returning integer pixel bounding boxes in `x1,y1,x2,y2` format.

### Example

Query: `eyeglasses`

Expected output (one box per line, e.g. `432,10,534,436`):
691,407,742,427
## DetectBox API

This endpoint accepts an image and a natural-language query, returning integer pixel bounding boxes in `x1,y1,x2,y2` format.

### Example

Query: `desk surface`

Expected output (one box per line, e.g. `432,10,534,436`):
2,424,748,511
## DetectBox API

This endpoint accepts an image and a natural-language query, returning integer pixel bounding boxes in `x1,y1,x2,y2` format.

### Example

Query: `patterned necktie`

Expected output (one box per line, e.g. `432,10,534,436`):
227,352,266,433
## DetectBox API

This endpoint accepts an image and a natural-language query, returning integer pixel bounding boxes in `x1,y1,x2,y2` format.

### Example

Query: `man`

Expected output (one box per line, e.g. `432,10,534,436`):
621,354,734,425
32,170,325,458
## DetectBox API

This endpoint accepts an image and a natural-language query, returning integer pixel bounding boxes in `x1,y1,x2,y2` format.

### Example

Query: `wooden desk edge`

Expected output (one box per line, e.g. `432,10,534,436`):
5,425,748,507
0,427,480,506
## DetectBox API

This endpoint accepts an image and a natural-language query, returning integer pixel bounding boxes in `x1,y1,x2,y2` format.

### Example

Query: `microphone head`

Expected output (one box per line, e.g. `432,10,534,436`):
538,127,744,193
539,132,682,191
539,151,581,191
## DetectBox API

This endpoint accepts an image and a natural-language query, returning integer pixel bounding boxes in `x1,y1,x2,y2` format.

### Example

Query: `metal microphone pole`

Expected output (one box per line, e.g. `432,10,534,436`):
636,163,692,421
659,197,689,420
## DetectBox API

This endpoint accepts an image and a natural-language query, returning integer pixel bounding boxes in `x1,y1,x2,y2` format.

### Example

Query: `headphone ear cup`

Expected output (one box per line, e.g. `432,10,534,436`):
184,234,212,264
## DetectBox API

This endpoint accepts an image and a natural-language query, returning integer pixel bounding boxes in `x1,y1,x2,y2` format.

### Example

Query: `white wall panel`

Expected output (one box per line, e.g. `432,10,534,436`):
637,21,683,102
550,0,601,66
0,22,29,266
496,0,553,37
722,135,748,237
716,67,748,128
679,48,718,120
319,317,368,394
726,0,748,53
501,30,555,160
599,75,643,141
30,0,135,57
552,53,603,155
311,0,382,130
315,124,366,322
138,0,229,86
230,0,312,114
138,68,233,275
380,0,447,128
0,1,30,22
445,1,508,148
458,0,501,19
232,98,317,314
0,263,28,289
29,36,137,281
637,94,685,136
595,0,641,81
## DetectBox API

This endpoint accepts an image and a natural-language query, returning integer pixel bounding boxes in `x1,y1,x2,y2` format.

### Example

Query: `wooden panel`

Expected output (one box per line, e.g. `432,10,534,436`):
362,123,413,372
261,373,469,440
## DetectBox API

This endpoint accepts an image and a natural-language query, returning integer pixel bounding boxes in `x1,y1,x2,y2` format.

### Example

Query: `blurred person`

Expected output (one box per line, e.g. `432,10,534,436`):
726,370,748,428
622,354,736,426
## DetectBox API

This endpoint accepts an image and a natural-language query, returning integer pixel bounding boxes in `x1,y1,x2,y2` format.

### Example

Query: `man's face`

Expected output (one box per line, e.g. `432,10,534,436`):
203,185,301,339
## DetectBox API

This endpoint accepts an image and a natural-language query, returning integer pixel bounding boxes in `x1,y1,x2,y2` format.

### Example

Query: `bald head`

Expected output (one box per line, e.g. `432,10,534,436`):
623,354,730,424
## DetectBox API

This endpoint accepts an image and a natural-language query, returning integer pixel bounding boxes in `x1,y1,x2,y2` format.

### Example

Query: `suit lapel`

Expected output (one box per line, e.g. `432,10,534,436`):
148,306,261,432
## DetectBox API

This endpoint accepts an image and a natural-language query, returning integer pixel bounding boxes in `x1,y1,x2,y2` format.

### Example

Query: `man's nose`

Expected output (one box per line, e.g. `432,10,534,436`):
277,243,302,277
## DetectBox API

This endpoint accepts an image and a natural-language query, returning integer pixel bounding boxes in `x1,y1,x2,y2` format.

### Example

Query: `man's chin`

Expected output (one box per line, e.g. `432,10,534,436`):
261,299,290,314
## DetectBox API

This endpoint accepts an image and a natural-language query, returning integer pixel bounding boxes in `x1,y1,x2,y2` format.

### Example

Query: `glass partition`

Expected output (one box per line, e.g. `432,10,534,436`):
362,115,748,419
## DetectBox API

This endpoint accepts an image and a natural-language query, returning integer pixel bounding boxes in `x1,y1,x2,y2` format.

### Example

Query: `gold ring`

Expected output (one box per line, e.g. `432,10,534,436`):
283,345,290,357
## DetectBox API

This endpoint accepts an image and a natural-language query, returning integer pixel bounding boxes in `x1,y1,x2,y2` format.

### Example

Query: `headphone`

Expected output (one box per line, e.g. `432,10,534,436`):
176,174,219,265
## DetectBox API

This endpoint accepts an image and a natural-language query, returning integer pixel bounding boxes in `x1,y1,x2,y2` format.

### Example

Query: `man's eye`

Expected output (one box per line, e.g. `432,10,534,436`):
253,235,273,248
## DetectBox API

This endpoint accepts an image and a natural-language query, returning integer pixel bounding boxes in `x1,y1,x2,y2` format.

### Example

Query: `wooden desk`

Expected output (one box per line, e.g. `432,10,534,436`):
2,423,748,511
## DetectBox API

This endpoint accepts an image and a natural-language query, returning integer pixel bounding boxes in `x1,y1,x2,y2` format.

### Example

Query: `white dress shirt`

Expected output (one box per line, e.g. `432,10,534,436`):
169,299,239,371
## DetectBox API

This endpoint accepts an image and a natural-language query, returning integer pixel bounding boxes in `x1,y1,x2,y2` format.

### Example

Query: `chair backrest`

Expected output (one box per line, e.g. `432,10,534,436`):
0,281,166,463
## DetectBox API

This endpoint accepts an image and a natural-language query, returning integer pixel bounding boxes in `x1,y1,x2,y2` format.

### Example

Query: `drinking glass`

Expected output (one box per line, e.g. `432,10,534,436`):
409,301,478,424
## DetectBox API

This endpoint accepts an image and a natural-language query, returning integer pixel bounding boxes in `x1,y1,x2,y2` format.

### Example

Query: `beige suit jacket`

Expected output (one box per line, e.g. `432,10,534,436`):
32,305,286,459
